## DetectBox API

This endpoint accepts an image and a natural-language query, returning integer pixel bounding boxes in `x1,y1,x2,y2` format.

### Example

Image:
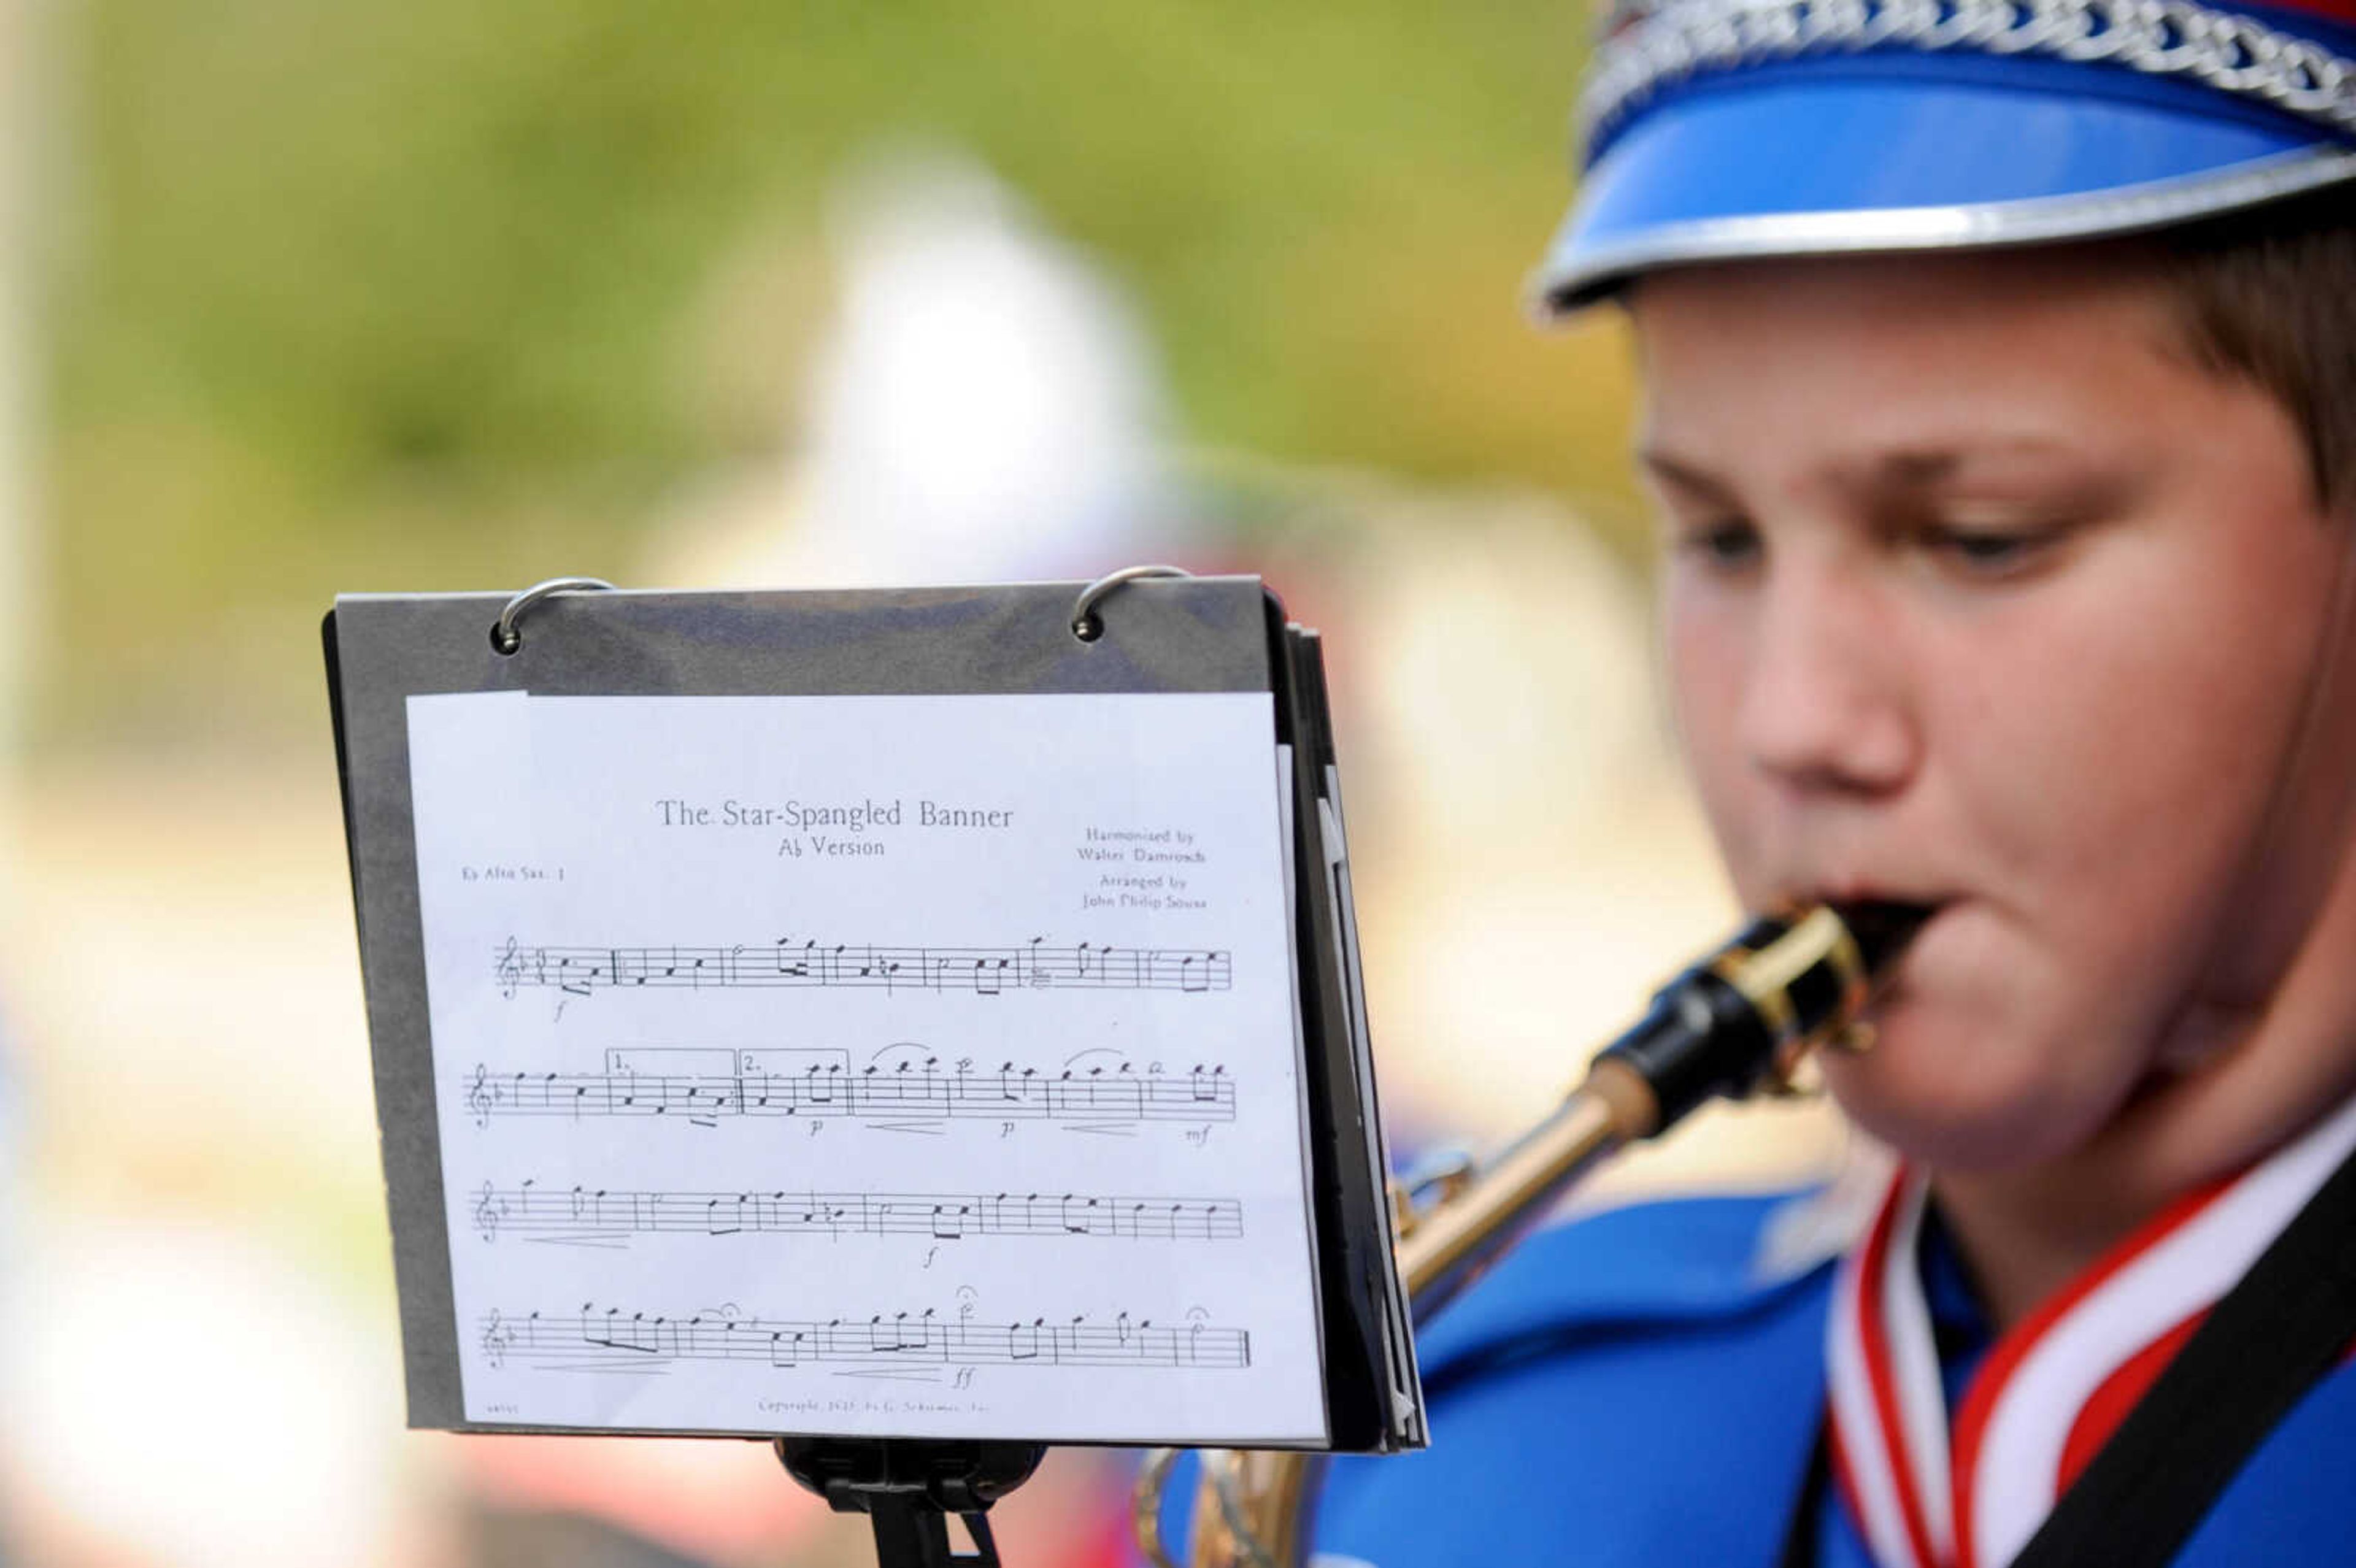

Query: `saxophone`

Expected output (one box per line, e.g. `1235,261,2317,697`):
1133,900,1927,1568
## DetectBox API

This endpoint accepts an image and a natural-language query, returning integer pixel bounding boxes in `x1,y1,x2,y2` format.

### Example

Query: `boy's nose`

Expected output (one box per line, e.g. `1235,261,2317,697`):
1736,565,1920,799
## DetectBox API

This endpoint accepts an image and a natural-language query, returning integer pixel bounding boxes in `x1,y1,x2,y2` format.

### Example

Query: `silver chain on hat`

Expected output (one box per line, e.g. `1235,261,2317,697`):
1582,0,2356,148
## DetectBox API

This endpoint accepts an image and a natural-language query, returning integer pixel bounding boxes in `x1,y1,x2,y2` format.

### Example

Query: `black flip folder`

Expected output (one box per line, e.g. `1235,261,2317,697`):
325,575,1423,1452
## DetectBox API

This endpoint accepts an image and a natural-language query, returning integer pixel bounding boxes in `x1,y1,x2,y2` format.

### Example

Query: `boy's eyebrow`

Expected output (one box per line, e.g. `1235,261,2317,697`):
1635,446,1739,502
1879,449,1965,487
1854,440,2119,502
1639,437,2095,501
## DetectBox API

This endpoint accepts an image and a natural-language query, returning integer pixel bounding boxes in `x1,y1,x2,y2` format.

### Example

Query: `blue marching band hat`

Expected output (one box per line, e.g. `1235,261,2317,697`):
1536,0,2356,310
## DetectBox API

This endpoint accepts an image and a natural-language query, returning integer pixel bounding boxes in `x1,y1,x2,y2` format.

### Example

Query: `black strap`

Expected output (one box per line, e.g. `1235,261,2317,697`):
1777,1416,1831,1568
2009,1131,2356,1568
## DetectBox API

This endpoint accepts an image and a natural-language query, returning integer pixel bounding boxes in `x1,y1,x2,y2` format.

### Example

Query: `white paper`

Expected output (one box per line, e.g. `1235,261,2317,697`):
406,690,1327,1444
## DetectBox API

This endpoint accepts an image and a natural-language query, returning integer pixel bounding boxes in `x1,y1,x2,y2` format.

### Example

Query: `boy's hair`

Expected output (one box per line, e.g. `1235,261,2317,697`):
2157,190,2356,515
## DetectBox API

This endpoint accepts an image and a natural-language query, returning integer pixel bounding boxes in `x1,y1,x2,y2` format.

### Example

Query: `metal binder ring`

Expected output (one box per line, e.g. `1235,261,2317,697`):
1070,564,1193,642
491,577,616,655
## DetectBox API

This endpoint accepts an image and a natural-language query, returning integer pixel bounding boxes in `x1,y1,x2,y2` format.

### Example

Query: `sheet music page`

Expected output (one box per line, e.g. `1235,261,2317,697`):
406,690,1327,1444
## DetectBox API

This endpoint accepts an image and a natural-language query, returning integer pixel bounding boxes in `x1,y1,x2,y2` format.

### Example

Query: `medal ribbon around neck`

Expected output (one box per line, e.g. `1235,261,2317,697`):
1825,1090,2356,1568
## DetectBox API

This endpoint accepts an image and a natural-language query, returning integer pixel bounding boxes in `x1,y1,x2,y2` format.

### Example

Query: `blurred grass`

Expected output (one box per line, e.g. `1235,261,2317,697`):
50,0,1639,746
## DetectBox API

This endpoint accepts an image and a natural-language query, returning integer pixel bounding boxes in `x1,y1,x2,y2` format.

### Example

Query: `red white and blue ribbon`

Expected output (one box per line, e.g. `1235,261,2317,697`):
1825,1090,2356,1568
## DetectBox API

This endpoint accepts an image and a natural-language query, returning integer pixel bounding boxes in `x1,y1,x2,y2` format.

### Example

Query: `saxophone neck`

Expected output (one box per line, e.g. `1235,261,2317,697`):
1394,900,1923,1320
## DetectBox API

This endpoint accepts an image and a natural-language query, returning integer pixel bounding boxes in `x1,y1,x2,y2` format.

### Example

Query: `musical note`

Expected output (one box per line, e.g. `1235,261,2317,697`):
463,1181,1244,1245
474,1302,1252,1370
490,936,1232,997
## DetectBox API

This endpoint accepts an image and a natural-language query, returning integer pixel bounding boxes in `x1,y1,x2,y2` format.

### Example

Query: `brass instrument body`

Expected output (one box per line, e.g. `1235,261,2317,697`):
1139,902,1917,1568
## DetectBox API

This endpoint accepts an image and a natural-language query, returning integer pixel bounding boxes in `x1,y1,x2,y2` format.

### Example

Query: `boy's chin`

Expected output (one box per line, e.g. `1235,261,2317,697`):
1821,1007,2129,1173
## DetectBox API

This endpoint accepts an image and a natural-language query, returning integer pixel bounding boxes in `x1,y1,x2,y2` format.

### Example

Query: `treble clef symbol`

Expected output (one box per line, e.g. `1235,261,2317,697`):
480,1309,512,1369
468,1064,493,1128
496,937,524,999
474,1181,501,1242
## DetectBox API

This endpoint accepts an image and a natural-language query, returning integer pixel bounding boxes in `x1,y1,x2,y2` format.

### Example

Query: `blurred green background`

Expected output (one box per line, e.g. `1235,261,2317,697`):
52,0,1639,749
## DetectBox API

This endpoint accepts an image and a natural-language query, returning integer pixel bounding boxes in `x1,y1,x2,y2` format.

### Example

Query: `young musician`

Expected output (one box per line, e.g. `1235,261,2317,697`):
1311,5,2356,1564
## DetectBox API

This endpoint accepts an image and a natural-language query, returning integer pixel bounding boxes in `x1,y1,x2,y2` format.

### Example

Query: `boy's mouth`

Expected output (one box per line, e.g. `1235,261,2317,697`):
1825,896,1941,978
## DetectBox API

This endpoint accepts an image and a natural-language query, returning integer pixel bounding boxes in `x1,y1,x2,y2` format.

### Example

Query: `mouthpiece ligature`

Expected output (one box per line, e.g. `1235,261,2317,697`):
1591,900,1931,1136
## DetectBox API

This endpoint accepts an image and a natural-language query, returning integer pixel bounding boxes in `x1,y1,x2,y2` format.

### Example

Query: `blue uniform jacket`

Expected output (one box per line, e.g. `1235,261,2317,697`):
1186,1193,2356,1567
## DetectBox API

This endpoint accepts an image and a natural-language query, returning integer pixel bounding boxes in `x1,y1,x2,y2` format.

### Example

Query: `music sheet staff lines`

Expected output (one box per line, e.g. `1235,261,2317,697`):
463,1045,1238,1129
469,1181,1246,1247
494,934,1233,999
478,1303,1252,1374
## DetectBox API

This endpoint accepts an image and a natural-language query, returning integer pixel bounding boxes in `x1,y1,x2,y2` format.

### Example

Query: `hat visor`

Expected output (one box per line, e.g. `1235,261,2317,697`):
1534,76,2356,317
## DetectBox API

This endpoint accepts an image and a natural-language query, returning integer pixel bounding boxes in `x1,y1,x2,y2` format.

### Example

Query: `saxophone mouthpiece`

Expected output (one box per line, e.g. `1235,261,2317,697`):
1828,898,1933,978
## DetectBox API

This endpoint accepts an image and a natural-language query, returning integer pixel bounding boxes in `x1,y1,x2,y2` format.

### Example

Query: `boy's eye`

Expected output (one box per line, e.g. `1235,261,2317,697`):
1677,518,1763,570
1920,522,2059,577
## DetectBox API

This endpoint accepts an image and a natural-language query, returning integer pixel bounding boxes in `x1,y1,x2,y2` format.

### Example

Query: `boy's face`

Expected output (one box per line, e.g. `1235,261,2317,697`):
1631,250,2352,1171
